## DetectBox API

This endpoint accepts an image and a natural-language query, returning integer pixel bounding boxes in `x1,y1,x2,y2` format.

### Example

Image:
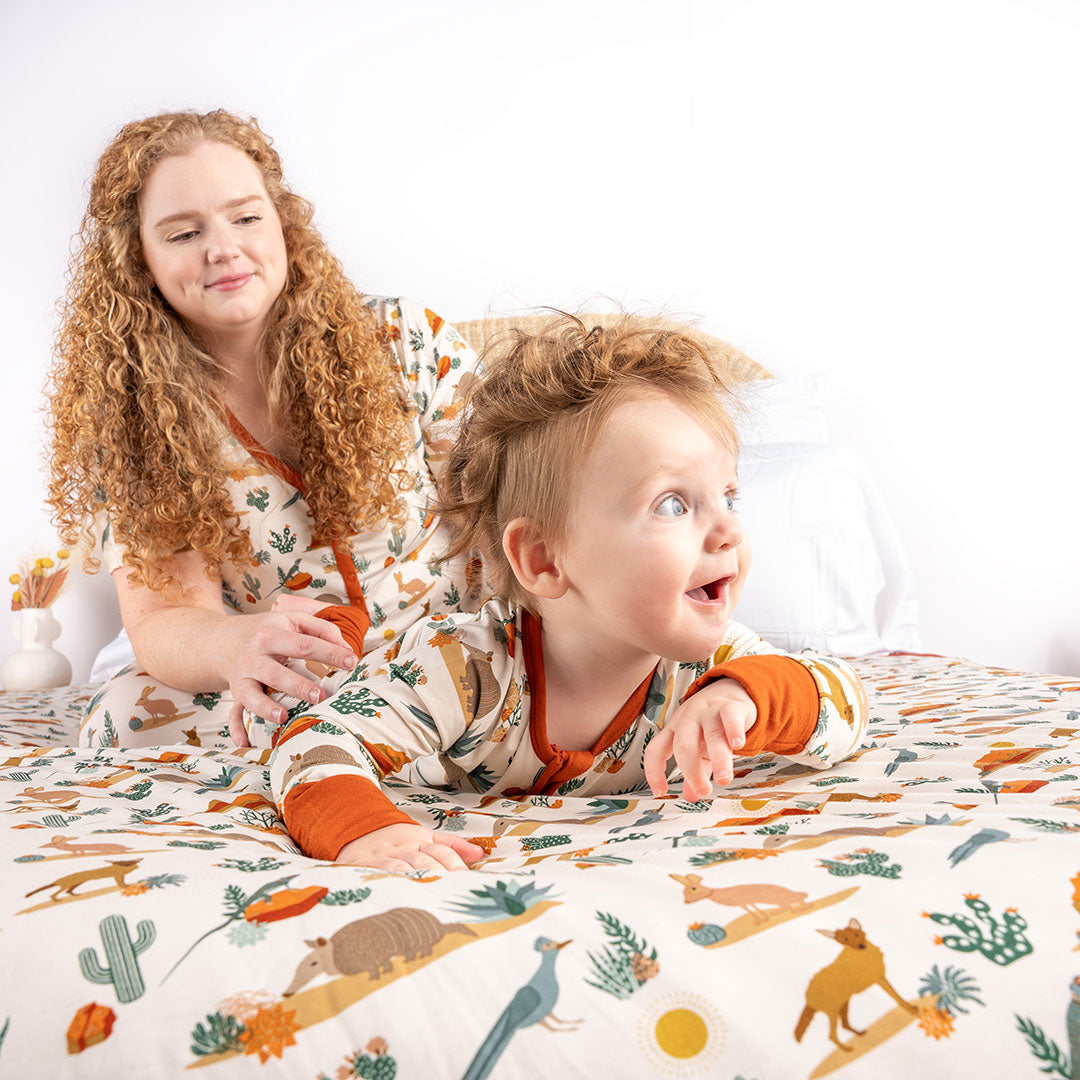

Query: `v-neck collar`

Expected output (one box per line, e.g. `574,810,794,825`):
522,609,656,796
223,407,366,608
224,407,305,492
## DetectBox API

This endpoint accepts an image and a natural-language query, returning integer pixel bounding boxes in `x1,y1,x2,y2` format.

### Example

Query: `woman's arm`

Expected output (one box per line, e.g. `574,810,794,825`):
113,551,360,722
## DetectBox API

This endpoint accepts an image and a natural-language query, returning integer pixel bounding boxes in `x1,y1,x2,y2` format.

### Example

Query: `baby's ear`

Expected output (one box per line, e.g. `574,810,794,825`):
502,518,567,600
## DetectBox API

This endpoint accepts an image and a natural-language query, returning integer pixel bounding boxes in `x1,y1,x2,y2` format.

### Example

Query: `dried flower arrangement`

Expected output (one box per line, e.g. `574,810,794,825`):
10,550,70,611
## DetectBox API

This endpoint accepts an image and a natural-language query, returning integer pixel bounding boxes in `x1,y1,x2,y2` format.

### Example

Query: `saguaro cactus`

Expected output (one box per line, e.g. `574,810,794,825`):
79,914,156,1003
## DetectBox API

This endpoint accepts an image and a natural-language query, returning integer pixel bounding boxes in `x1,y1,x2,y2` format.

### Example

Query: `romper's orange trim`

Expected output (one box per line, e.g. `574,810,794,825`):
224,408,369,611
283,776,415,861
225,408,304,490
685,655,819,756
521,611,654,796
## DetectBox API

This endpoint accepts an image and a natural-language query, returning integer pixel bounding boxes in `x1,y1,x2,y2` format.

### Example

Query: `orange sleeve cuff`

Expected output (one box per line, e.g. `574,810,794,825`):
316,604,372,658
282,774,415,861
685,654,819,756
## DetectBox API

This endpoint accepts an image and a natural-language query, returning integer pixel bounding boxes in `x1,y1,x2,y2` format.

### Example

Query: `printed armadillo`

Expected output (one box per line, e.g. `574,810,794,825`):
283,907,476,995
280,745,360,789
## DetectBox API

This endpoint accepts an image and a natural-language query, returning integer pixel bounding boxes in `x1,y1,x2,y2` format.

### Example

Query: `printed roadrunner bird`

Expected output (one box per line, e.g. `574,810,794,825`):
462,936,577,1080
946,827,1016,868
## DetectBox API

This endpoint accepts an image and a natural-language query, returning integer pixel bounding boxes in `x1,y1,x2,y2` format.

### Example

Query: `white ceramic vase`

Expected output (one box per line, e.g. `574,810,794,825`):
0,607,73,691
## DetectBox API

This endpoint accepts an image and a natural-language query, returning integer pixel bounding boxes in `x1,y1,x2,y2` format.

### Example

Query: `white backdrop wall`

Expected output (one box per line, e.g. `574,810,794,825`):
1,0,1077,682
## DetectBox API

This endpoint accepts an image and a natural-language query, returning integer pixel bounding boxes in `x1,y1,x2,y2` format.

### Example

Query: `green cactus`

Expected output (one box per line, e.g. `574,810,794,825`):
687,922,727,946
388,659,427,687
357,1050,397,1080
520,834,571,852
329,688,389,717
818,849,902,879
79,914,156,1002
924,894,1033,966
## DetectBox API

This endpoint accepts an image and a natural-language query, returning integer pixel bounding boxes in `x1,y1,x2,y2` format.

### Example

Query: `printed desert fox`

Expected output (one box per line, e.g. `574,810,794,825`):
669,872,807,922
794,918,916,1051
24,859,142,901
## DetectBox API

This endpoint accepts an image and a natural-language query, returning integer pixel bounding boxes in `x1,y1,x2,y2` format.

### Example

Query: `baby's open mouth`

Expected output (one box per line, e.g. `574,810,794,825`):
686,576,732,603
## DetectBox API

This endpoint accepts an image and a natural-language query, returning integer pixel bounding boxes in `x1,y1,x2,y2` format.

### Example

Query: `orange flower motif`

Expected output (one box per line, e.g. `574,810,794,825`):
121,881,150,896
933,935,945,945
238,1003,300,1063
428,629,460,648
963,892,981,900
917,1006,955,1040
366,1036,389,1056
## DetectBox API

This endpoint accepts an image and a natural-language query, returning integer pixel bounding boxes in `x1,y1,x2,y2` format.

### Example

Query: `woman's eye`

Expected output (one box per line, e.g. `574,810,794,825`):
167,230,197,244
656,494,688,518
236,214,261,225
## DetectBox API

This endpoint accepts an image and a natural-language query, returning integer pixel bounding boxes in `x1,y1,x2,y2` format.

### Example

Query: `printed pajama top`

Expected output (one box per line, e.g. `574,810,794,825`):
255,601,871,860
96,296,484,657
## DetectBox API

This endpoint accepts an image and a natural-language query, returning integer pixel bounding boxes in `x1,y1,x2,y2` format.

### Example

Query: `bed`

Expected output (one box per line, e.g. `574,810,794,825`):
2,656,1078,1077
2,323,1077,1078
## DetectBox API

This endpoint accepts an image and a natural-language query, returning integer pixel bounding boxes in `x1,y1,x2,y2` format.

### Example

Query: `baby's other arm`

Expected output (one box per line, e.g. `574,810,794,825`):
698,622,870,769
643,677,757,800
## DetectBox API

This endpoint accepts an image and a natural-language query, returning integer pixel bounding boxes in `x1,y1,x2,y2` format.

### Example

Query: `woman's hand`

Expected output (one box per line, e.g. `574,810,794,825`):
224,603,359,744
643,677,757,801
336,824,485,872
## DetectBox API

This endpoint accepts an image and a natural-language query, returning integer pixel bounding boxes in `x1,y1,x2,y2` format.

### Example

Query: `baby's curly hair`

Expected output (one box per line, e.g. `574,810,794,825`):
46,109,411,592
438,313,737,611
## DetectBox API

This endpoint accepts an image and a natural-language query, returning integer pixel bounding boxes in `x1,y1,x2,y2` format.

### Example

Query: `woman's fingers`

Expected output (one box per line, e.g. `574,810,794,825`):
232,676,288,726
227,701,251,747
272,594,332,616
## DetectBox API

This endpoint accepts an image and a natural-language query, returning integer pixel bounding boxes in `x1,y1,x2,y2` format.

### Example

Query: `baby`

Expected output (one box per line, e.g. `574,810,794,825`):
239,314,869,871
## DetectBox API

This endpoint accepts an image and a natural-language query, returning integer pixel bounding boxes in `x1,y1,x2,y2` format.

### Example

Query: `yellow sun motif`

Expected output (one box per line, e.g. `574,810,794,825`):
637,992,725,1076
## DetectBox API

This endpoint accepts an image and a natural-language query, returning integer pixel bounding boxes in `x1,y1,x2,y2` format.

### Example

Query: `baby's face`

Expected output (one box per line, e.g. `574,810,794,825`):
556,392,748,666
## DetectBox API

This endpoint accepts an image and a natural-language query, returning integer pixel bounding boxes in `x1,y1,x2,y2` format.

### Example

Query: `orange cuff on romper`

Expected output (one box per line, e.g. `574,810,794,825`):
684,655,819,756
283,775,415,862
315,604,372,659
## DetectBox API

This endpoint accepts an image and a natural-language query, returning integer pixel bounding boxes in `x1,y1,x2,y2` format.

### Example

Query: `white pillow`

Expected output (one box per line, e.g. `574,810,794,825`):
735,441,920,656
89,626,136,683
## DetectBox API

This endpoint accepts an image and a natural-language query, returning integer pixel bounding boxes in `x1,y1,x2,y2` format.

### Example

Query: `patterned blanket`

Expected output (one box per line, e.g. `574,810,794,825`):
1,653,1077,1078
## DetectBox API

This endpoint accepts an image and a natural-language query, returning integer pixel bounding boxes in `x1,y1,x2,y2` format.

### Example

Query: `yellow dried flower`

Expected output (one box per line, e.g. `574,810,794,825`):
8,574,19,584
57,549,70,560
12,591,21,603
36,557,55,569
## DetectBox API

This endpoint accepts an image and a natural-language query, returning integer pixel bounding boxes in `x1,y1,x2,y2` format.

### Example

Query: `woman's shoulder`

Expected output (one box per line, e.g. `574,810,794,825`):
360,295,466,348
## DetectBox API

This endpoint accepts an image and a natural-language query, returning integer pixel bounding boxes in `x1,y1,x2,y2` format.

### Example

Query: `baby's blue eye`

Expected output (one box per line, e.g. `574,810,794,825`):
656,494,688,518
724,490,739,512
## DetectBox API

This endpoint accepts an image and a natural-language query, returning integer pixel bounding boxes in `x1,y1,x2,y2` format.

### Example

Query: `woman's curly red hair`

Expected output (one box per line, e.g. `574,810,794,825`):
46,109,410,592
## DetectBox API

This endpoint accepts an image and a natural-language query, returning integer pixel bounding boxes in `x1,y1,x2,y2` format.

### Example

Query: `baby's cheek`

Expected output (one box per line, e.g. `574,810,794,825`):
731,537,752,605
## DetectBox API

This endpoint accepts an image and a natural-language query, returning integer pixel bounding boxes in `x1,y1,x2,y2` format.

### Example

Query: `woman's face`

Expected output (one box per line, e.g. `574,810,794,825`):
138,140,288,361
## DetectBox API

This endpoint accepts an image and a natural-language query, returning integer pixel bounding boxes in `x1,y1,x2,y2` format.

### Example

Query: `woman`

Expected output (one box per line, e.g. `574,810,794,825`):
47,109,483,749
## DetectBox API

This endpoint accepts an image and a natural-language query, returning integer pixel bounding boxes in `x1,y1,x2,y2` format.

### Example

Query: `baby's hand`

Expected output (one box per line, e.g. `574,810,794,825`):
643,677,757,801
336,823,485,872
